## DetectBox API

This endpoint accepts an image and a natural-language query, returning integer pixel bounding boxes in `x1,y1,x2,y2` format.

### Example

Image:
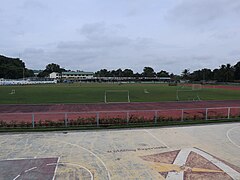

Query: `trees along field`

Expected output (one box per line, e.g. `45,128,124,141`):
189,63,240,82
0,55,34,79
1,54,240,82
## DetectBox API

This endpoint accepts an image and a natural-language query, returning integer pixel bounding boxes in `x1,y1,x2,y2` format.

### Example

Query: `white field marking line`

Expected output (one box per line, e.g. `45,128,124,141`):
23,138,29,151
52,157,60,180
12,157,59,180
144,130,170,148
13,174,20,180
24,167,37,173
13,167,38,180
0,157,58,162
47,162,93,180
53,139,111,180
226,126,240,149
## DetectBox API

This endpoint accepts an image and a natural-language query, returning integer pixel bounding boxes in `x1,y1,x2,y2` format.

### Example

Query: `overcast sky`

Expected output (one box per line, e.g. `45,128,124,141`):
1,0,240,74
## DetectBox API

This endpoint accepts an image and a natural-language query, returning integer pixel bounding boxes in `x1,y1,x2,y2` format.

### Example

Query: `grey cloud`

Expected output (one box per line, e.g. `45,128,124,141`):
38,21,193,72
229,50,240,56
165,55,217,73
52,38,177,72
23,48,46,69
22,0,47,10
24,48,44,54
79,22,106,37
166,0,240,27
211,29,239,40
191,55,214,61
78,22,125,41
125,9,138,17
57,36,131,50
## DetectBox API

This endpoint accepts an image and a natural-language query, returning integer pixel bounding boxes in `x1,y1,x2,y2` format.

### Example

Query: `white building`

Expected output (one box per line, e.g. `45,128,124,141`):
49,71,94,80
49,72,61,79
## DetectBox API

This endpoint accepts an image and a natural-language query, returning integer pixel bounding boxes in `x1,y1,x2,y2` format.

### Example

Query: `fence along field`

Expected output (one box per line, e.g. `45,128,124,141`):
0,106,240,128
0,83,240,129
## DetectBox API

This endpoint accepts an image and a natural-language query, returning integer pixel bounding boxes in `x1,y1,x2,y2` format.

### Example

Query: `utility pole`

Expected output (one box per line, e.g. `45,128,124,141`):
23,68,25,79
19,53,25,79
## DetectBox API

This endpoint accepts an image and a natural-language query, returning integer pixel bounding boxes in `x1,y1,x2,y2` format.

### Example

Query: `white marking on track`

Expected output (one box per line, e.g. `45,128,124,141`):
226,126,240,149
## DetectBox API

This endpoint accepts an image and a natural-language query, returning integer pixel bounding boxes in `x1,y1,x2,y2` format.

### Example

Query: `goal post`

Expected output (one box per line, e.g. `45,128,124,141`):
192,84,202,90
176,89,201,101
104,90,130,103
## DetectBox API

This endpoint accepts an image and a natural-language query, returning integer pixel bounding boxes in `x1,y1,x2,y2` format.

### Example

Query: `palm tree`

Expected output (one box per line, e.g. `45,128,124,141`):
181,69,190,80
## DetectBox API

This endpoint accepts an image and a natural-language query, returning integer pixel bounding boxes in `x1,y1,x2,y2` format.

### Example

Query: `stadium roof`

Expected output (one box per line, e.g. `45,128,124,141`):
62,71,94,75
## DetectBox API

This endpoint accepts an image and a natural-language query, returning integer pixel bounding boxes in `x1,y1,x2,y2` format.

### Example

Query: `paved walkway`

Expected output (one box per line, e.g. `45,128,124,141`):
166,148,240,180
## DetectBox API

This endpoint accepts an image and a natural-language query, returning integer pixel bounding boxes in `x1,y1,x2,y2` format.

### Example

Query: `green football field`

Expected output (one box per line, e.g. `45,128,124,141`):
0,83,240,104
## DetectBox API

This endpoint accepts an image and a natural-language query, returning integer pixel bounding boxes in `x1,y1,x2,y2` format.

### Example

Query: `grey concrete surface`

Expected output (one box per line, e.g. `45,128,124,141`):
0,123,239,180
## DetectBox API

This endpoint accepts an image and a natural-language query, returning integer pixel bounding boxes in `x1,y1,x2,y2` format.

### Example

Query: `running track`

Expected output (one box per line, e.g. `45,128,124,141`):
0,100,240,113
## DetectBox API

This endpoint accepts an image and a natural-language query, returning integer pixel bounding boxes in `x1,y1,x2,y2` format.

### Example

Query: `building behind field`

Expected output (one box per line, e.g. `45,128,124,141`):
49,71,172,83
49,71,94,80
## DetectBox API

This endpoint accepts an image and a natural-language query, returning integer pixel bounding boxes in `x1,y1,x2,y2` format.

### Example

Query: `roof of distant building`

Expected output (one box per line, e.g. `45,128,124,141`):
62,71,94,75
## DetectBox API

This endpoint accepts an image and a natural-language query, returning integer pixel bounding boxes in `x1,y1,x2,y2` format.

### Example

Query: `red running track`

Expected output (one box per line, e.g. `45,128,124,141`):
0,100,240,113
0,100,239,125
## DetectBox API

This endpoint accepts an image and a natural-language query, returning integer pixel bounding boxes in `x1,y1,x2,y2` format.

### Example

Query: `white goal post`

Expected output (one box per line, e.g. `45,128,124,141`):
192,84,202,90
104,90,130,103
176,89,201,101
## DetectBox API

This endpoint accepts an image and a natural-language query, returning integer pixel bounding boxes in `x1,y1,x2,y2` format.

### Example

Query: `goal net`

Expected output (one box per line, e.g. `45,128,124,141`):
176,90,201,101
192,84,202,90
104,90,130,103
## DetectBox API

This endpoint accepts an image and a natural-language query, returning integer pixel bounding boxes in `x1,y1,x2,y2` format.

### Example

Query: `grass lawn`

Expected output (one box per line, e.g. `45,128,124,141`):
0,83,240,104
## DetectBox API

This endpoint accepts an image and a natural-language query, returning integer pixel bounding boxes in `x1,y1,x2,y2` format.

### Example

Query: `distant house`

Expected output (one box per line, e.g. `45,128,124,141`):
49,72,61,79
49,71,94,80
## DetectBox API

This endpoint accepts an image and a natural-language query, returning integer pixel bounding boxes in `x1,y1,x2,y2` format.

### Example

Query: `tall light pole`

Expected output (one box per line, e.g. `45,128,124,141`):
19,53,25,80
23,68,25,79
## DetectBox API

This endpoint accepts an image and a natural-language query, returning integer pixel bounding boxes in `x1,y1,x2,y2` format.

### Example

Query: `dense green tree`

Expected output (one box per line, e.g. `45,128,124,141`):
45,63,61,72
224,64,234,81
181,69,190,80
95,69,111,77
190,68,213,81
212,64,234,82
38,63,66,77
157,70,170,77
234,61,240,80
0,55,34,79
122,69,134,77
134,72,142,77
142,67,155,77
111,68,123,77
